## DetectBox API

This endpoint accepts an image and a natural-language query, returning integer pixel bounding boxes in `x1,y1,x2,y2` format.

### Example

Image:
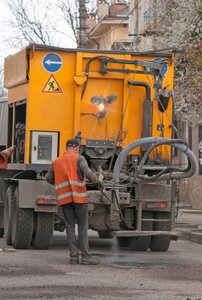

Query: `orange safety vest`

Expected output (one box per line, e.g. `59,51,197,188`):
53,153,88,206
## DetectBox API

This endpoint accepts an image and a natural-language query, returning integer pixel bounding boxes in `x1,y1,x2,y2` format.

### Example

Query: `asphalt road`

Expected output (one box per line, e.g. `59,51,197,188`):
0,231,202,300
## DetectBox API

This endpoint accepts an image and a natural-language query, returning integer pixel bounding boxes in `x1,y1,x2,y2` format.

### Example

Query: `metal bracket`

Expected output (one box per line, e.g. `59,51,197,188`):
100,58,164,75
157,124,164,131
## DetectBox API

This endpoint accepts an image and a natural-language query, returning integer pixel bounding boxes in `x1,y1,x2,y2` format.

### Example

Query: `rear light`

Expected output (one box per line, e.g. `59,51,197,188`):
37,197,58,205
91,94,117,118
146,202,167,208
98,101,107,117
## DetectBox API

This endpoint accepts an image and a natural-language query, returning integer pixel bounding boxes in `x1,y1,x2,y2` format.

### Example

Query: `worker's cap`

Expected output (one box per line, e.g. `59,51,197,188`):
66,139,79,148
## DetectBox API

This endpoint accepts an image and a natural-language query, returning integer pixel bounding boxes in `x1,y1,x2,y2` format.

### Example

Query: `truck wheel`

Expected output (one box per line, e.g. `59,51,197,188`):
4,185,16,245
32,212,54,249
0,228,4,237
149,212,171,252
98,230,113,239
116,237,129,248
129,212,153,251
12,187,34,249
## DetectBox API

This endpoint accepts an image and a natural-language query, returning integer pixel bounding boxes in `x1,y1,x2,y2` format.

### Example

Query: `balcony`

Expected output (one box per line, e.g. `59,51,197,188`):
112,39,133,51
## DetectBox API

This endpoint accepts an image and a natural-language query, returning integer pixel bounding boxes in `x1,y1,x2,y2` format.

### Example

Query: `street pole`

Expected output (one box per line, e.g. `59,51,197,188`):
78,0,87,48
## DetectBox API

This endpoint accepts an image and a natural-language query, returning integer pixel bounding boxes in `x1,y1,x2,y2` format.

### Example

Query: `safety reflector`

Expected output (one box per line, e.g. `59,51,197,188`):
37,197,58,205
146,202,167,208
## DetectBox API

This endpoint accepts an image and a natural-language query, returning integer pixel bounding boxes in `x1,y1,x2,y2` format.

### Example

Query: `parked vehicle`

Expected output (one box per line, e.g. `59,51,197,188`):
0,44,197,250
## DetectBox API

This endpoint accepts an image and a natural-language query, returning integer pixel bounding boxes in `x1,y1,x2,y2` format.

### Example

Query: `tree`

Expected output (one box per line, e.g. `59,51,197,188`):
158,0,202,123
55,0,80,46
2,0,55,48
0,64,7,97
1,0,97,51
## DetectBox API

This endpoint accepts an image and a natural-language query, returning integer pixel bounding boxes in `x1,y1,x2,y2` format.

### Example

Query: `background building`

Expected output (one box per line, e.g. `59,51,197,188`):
86,0,130,50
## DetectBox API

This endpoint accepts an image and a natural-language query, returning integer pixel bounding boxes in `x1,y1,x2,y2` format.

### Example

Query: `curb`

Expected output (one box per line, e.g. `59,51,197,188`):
175,226,202,244
175,209,202,244
176,228,191,241
190,231,202,244
179,209,202,214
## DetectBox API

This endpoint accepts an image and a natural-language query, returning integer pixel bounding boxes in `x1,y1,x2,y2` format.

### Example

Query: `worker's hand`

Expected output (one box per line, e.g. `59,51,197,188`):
97,180,104,191
98,173,104,182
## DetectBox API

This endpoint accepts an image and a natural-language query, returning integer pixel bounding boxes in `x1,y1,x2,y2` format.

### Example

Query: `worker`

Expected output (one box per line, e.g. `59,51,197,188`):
46,139,102,265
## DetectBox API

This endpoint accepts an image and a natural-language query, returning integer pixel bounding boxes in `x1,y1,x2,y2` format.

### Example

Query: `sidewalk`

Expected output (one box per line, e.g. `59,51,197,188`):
175,209,202,244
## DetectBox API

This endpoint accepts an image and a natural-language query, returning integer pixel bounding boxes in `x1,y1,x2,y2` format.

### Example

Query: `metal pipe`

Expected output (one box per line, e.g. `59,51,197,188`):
113,137,197,198
109,137,197,229
128,81,151,101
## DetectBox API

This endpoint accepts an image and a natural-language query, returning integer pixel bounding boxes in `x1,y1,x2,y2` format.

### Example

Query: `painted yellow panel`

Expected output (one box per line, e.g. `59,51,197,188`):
27,50,76,156
5,46,174,163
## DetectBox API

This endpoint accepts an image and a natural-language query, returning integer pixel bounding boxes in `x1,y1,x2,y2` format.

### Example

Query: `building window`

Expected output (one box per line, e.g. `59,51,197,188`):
199,125,202,175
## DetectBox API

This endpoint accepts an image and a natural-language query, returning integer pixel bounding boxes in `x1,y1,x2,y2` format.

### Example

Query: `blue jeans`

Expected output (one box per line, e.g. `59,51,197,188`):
62,202,91,258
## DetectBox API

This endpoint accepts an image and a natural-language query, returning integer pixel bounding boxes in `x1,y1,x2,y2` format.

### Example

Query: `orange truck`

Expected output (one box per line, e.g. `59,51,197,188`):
0,44,197,251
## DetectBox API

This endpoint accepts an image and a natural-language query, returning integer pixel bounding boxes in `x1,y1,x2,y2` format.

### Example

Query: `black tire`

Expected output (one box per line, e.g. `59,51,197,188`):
129,211,153,251
149,212,171,252
32,212,54,249
116,237,129,248
98,230,113,239
12,187,34,249
0,228,4,238
4,185,16,245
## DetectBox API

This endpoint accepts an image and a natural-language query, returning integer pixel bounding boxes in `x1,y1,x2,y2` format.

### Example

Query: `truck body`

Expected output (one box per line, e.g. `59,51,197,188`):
0,97,7,236
0,44,197,250
0,97,7,151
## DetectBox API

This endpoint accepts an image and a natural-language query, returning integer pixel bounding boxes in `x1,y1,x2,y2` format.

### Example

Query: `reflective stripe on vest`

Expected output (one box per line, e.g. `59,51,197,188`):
57,191,88,201
55,180,86,190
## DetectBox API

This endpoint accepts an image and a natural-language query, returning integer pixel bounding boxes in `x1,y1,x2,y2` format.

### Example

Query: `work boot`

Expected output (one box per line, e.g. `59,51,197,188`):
70,257,79,264
81,255,100,265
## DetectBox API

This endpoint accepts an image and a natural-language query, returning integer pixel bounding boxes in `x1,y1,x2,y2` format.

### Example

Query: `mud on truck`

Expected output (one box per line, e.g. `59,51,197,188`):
0,44,197,251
